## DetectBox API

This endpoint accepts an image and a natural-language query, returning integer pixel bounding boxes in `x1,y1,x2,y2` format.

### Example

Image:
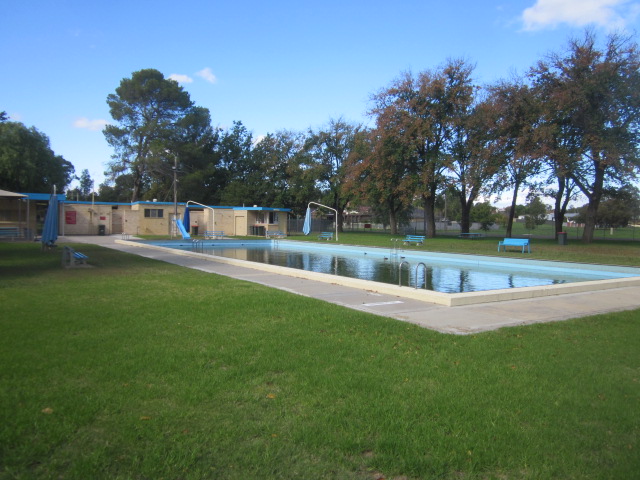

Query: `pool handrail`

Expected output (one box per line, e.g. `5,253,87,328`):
307,201,338,241
415,262,427,289
399,260,410,287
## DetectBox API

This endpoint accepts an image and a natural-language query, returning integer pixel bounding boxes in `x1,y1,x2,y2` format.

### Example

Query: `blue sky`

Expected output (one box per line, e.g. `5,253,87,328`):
2,0,640,191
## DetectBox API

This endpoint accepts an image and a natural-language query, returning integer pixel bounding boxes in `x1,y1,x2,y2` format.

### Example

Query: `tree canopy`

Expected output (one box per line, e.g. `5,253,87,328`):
0,120,74,192
103,68,215,202
531,31,640,242
3,31,638,244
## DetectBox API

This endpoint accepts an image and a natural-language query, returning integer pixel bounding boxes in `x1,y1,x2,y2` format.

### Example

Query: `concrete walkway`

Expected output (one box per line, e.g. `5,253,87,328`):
64,235,640,334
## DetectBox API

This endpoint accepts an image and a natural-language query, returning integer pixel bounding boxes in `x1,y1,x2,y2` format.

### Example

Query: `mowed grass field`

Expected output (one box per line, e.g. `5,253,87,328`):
1,238,639,479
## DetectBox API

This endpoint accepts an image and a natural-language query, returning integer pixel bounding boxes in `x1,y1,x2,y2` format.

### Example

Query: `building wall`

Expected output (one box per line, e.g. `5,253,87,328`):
215,209,235,234
5,195,290,237
130,203,174,236
63,203,115,235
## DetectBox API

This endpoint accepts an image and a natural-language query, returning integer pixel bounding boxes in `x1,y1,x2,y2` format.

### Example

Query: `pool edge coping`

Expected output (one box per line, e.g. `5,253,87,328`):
116,239,640,307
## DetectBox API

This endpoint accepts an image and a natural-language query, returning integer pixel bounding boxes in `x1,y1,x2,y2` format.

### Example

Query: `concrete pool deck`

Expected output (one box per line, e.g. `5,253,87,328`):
64,235,640,335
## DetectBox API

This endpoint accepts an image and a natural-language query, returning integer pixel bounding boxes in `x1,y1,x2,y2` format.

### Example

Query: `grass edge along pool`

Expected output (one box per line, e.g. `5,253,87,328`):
121,239,640,307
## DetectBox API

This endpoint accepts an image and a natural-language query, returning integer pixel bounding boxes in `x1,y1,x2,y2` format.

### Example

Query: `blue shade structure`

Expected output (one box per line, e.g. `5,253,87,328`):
41,189,59,248
182,206,190,232
302,207,311,235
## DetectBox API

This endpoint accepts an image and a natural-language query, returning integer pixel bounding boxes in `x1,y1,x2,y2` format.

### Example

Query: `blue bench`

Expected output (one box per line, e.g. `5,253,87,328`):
317,232,334,241
204,230,224,239
403,235,425,246
62,246,89,267
0,227,20,240
266,231,286,239
498,238,531,253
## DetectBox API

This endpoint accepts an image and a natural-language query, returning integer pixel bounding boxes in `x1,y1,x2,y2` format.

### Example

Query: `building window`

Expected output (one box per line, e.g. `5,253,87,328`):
268,211,279,224
144,208,164,218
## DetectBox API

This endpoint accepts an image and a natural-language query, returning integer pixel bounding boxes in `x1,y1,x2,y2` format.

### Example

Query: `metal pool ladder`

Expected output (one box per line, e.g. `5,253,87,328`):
191,239,203,253
415,262,427,289
398,260,410,286
399,261,429,288
390,238,401,257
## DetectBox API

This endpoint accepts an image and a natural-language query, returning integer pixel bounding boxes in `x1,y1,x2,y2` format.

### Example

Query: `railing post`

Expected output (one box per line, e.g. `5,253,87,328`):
415,262,427,289
398,260,410,287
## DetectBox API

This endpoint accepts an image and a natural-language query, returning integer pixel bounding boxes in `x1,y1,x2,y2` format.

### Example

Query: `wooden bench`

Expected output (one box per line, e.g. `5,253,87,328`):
459,233,483,239
62,246,89,267
498,238,531,253
204,231,224,239
266,231,286,239
317,232,334,241
403,235,425,246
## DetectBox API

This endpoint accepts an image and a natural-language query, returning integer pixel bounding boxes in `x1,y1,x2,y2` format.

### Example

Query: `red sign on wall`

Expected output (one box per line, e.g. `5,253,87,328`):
65,211,77,224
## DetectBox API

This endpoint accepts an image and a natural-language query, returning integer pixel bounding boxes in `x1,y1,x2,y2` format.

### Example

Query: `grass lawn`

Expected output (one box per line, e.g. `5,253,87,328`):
1,240,639,479
287,232,640,266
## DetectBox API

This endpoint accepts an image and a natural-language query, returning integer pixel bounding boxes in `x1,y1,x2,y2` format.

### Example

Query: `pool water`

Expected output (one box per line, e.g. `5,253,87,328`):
145,239,640,294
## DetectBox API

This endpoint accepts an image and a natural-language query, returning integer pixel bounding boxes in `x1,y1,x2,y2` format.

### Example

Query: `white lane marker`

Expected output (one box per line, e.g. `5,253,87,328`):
362,300,405,307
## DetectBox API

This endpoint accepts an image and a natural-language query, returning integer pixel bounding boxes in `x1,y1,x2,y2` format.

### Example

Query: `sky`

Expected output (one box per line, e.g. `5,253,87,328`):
2,0,640,194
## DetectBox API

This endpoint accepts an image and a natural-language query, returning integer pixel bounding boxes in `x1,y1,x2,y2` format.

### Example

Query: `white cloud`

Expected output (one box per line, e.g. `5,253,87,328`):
196,67,217,84
73,117,108,131
252,134,266,146
168,73,193,84
521,0,638,31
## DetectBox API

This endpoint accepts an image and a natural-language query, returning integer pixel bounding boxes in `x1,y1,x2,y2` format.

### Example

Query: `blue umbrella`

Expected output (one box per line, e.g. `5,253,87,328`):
302,207,312,235
41,190,59,248
182,206,190,232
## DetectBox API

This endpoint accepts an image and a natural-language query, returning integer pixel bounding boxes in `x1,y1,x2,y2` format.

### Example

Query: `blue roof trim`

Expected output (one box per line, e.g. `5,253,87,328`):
21,193,66,201
19,194,291,211
65,200,122,206
131,201,177,206
237,207,292,212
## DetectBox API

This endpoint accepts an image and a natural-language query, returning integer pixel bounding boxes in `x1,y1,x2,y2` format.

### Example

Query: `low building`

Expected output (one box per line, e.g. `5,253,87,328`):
0,191,290,238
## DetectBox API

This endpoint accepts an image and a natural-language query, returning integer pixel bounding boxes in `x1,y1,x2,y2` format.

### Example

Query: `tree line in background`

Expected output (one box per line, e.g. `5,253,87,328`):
1,30,639,243
0,112,75,192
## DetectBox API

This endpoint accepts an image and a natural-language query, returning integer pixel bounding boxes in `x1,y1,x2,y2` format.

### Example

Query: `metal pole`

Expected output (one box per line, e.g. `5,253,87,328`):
307,201,338,241
173,154,178,237
185,200,215,233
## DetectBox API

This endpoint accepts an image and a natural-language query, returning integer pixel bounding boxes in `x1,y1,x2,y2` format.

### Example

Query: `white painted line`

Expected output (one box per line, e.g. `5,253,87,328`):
362,300,405,307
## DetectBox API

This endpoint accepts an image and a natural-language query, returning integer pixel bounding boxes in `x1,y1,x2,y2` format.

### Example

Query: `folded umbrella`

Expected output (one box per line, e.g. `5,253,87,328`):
41,189,58,248
302,207,311,235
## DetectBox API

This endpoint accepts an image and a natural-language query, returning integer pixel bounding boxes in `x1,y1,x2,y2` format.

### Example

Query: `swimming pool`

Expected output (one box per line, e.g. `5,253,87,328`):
130,239,640,305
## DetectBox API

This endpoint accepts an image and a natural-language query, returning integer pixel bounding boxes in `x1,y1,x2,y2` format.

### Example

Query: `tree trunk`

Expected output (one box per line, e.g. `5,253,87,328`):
460,206,471,233
131,173,142,203
388,207,398,235
505,183,520,238
337,207,344,233
423,195,437,238
580,156,605,243
459,192,472,234
582,201,598,243
553,175,572,239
